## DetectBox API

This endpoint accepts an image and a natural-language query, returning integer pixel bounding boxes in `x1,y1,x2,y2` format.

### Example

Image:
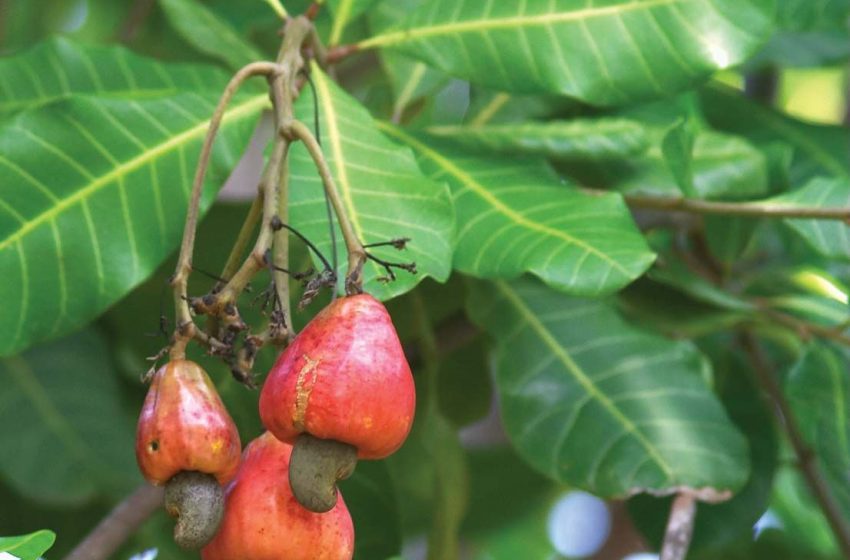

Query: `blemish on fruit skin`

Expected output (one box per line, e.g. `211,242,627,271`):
293,355,322,431
362,417,373,429
211,439,224,453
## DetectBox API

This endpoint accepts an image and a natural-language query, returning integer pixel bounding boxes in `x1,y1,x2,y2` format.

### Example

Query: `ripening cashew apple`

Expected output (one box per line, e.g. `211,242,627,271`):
201,431,354,560
259,293,415,512
136,360,241,549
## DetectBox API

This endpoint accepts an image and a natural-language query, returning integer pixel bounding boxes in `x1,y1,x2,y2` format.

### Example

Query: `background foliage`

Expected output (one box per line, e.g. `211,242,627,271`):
0,0,849,558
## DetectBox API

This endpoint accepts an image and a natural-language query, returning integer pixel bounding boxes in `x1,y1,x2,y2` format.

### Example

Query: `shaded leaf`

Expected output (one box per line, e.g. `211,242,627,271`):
467,278,750,498
565,127,769,200
289,64,455,300
786,343,850,518
328,0,380,45
381,127,654,296
0,92,266,356
0,330,139,505
159,0,265,70
661,116,698,197
0,37,231,114
763,177,850,260
0,530,55,560
702,85,850,183
359,0,774,105
339,461,402,560
425,117,650,160
648,260,754,312
704,215,759,266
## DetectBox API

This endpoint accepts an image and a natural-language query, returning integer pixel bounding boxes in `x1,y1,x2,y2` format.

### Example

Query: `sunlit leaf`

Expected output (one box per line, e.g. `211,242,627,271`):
0,37,232,114
0,530,55,560
327,0,379,45
0,92,266,356
468,278,749,498
381,127,654,296
288,64,455,300
359,0,774,105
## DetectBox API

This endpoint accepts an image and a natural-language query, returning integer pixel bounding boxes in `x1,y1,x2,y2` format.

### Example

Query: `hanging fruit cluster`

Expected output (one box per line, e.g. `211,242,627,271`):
134,11,417,559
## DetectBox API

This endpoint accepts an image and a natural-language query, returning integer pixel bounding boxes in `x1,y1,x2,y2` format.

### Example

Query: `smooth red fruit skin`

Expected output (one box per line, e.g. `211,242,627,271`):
136,360,241,485
260,294,415,459
202,432,354,560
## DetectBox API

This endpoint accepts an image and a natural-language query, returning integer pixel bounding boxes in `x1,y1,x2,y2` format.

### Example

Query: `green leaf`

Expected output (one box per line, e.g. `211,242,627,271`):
424,117,650,160
565,128,769,200
786,343,850,518
661,117,699,197
0,92,266,356
0,530,56,560
328,0,379,45
159,0,265,70
756,177,850,260
437,337,492,428
0,37,232,114
702,85,850,183
467,278,750,499
381,128,654,296
0,330,139,505
288,64,454,300
339,461,402,560
749,0,850,67
704,215,759,266
648,259,754,312
358,0,775,105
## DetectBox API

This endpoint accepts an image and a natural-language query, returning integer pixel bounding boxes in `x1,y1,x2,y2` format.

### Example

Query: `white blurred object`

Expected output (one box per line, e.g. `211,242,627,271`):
753,509,783,539
128,548,158,560
622,553,659,560
546,490,611,558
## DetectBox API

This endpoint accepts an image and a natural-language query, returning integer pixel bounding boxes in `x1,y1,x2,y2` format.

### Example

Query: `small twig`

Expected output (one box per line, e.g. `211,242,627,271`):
272,147,292,343
365,252,416,283
660,493,697,560
63,484,164,560
740,332,850,558
596,190,850,221
170,61,280,360
363,237,410,250
284,119,367,293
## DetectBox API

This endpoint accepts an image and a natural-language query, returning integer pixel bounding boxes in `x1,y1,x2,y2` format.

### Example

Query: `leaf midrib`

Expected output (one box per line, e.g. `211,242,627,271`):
358,0,683,49
495,280,675,482
0,93,267,251
379,123,634,277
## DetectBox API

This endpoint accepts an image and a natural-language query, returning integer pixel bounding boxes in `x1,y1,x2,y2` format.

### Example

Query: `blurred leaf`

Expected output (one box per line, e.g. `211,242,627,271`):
358,0,774,105
437,337,492,428
565,128,769,201
769,465,841,557
762,177,850,261
0,330,139,505
464,89,579,126
469,497,558,560
648,260,754,312
704,215,760,266
424,118,650,160
630,340,779,552
661,117,698,197
763,294,849,327
159,0,264,70
0,530,55,560
786,343,850,518
327,0,379,45
749,0,850,67
701,85,850,184
0,37,232,114
339,461,402,560
381,128,655,296
0,92,264,357
289,64,454,300
467,278,750,498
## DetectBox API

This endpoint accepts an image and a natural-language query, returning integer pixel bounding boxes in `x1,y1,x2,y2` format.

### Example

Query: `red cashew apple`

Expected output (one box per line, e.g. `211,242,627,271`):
202,431,354,560
259,293,415,511
136,359,241,549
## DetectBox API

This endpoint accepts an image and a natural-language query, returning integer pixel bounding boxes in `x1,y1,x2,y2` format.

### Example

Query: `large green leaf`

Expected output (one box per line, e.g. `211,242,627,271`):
159,0,265,70
0,92,266,356
0,37,231,114
786,343,850,518
467,278,749,499
0,530,55,560
424,117,650,160
702,85,850,183
0,330,138,505
288,64,454,300
381,127,654,296
763,177,850,260
358,0,775,105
